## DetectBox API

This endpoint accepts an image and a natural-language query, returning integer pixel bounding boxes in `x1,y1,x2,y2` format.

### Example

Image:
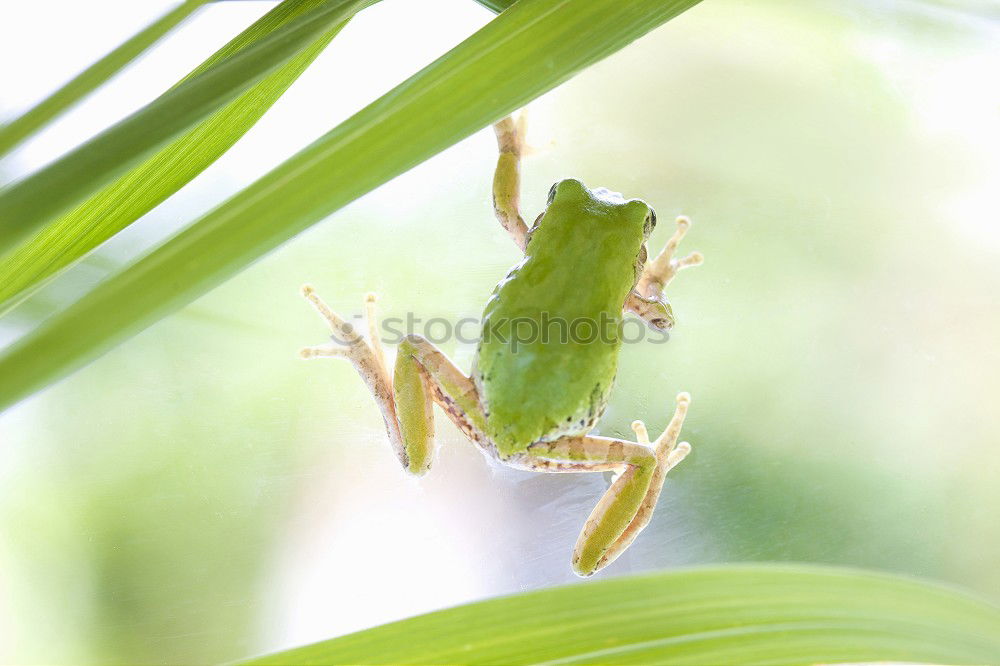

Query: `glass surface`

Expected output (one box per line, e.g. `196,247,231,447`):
1,0,998,663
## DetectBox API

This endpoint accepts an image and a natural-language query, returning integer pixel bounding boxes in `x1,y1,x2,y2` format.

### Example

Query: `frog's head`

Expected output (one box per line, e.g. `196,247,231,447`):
544,178,657,241
542,178,668,324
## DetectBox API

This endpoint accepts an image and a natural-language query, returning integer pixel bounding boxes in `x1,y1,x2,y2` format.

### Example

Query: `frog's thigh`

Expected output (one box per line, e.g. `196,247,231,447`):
396,335,486,473
525,437,658,577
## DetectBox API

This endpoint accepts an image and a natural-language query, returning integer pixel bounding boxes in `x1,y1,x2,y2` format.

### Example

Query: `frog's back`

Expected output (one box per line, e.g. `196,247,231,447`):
474,179,652,457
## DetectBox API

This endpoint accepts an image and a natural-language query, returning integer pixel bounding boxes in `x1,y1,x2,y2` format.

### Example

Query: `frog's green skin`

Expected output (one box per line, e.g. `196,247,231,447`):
476,178,653,457
300,115,701,576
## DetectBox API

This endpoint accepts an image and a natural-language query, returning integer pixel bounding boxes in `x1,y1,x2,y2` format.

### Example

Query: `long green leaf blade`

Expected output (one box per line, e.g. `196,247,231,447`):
0,0,701,412
0,0,372,254
241,565,1000,665
471,0,517,12
0,1,208,158
0,0,347,313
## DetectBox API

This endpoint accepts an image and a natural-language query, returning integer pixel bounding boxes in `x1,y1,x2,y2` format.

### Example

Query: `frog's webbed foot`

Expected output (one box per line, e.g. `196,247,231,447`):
300,286,407,456
626,215,704,330
300,286,484,475
492,113,531,252
300,287,384,367
586,392,692,574
524,393,693,577
631,393,693,468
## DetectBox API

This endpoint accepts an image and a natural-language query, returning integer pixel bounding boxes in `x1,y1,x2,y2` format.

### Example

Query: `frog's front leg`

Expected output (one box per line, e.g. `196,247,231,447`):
492,114,531,251
625,215,704,329
300,286,485,475
522,393,692,576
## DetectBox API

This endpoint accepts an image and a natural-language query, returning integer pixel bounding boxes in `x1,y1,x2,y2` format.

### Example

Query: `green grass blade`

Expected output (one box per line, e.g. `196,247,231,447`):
0,0,700,412
240,565,1000,665
0,0,374,254
471,0,517,12
0,1,209,158
0,0,348,314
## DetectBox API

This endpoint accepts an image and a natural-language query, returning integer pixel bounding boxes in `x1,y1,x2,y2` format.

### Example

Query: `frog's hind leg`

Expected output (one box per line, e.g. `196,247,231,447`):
300,286,485,475
492,113,531,251
394,333,491,468
522,393,692,577
599,393,692,572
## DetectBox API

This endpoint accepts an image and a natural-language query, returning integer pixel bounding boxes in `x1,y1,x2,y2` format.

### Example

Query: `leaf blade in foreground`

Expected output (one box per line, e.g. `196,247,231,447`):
241,565,1000,665
0,0,208,158
0,0,348,313
0,0,373,253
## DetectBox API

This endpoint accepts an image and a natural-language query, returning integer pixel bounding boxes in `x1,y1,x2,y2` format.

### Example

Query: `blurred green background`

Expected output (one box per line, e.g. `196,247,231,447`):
1,0,998,663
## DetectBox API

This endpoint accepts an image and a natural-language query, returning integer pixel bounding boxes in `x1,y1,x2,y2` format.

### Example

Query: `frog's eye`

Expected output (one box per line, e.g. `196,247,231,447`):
644,209,657,235
547,183,558,205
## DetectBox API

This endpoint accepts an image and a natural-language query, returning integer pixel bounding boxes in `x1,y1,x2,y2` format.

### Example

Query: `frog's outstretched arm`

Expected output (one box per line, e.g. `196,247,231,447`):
624,215,704,330
300,287,486,476
638,216,704,292
491,114,702,330
492,114,530,251
520,393,692,576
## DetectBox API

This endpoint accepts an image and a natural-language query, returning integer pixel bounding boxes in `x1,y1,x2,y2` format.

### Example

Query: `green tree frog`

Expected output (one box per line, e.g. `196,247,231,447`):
300,114,703,576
